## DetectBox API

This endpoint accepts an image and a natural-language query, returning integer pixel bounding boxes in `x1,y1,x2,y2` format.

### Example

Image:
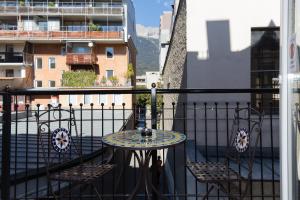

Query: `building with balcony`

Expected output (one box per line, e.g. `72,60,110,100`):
0,0,137,109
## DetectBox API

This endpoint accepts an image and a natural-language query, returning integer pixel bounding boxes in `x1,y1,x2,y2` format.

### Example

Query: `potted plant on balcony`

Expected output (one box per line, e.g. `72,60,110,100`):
124,63,134,86
100,76,107,86
89,23,103,38
48,1,56,7
19,0,25,6
108,76,119,87
89,23,99,31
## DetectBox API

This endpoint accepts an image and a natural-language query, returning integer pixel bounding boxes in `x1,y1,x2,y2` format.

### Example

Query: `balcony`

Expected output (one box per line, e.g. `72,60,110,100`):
0,52,33,66
0,88,280,199
0,1,124,16
0,77,26,88
0,52,23,63
66,53,98,65
0,26,124,41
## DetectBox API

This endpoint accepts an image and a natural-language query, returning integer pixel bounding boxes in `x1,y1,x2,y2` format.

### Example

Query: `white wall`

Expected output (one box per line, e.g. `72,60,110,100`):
160,44,169,72
123,0,136,43
186,0,280,102
187,0,280,53
146,71,160,89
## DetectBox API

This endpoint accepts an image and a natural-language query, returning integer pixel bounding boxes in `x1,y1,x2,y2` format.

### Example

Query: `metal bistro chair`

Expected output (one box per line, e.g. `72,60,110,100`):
187,107,264,199
35,104,114,199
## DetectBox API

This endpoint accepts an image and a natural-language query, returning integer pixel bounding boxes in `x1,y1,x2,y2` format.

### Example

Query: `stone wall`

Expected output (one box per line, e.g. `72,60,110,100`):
161,0,187,198
162,0,187,131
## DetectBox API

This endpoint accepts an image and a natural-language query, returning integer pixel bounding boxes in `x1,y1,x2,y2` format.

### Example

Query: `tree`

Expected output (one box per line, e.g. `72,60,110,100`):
125,63,135,80
136,86,163,112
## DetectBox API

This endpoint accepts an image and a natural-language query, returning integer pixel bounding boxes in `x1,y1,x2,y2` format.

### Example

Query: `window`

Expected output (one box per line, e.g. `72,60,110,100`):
99,95,108,105
6,45,13,53
49,80,55,87
106,70,114,79
17,96,25,104
69,43,91,54
61,46,66,56
36,58,42,69
251,27,279,113
106,47,114,58
35,80,42,87
69,95,77,105
48,57,56,69
38,21,48,31
84,95,93,105
5,69,14,77
113,94,123,106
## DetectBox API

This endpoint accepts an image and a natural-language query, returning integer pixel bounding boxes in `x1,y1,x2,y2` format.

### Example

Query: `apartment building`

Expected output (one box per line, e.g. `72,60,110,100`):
0,0,137,109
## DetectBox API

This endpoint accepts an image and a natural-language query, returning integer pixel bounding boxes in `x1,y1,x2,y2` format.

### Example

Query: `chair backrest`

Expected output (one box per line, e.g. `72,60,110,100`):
35,104,81,167
225,107,264,180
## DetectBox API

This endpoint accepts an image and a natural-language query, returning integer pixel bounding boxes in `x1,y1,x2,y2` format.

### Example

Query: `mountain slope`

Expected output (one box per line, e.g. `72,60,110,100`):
136,36,160,75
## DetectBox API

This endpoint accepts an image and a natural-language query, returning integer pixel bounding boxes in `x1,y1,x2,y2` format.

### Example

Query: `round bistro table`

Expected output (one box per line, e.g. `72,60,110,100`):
102,129,186,200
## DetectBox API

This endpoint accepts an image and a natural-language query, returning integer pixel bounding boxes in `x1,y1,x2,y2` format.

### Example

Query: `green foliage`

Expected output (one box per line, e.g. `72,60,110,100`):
108,76,119,86
136,86,150,106
19,0,25,6
136,86,163,112
125,63,135,80
100,76,107,86
62,71,97,87
48,1,55,7
89,23,101,31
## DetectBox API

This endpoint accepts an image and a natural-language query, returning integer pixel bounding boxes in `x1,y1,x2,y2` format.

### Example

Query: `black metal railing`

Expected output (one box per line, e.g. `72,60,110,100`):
0,87,280,199
0,52,23,63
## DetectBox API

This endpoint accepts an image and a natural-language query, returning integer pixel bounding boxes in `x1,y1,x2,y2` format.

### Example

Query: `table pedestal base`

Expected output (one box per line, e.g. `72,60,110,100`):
128,150,167,200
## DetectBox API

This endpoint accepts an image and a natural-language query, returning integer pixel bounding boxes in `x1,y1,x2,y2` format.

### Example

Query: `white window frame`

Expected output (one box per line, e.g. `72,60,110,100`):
106,70,114,79
35,57,43,69
17,96,25,104
112,94,123,106
35,80,42,87
49,80,56,87
48,57,56,69
69,95,77,105
105,47,114,59
99,95,108,105
84,94,93,105
5,69,14,77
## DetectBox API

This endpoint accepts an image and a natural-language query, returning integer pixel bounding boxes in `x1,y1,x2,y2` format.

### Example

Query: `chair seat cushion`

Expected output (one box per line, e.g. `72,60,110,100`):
187,161,241,182
51,163,114,183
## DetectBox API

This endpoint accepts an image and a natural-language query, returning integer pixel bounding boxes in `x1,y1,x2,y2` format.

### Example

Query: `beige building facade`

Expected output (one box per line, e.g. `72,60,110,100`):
0,0,137,109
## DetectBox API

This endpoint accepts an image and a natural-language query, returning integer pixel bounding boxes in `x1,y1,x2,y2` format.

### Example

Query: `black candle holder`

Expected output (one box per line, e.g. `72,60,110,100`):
140,128,152,137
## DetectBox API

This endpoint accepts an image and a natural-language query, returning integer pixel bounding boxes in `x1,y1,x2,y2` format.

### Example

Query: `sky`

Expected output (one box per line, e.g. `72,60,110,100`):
132,0,173,27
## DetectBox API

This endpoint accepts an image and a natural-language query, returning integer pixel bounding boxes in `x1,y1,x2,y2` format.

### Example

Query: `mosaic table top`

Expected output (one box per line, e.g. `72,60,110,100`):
102,129,186,150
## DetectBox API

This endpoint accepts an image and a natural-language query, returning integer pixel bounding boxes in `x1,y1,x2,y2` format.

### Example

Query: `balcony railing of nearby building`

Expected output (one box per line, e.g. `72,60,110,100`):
0,52,33,65
0,25,124,41
0,1,124,16
0,77,26,89
0,88,280,199
66,53,98,65
0,52,23,63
